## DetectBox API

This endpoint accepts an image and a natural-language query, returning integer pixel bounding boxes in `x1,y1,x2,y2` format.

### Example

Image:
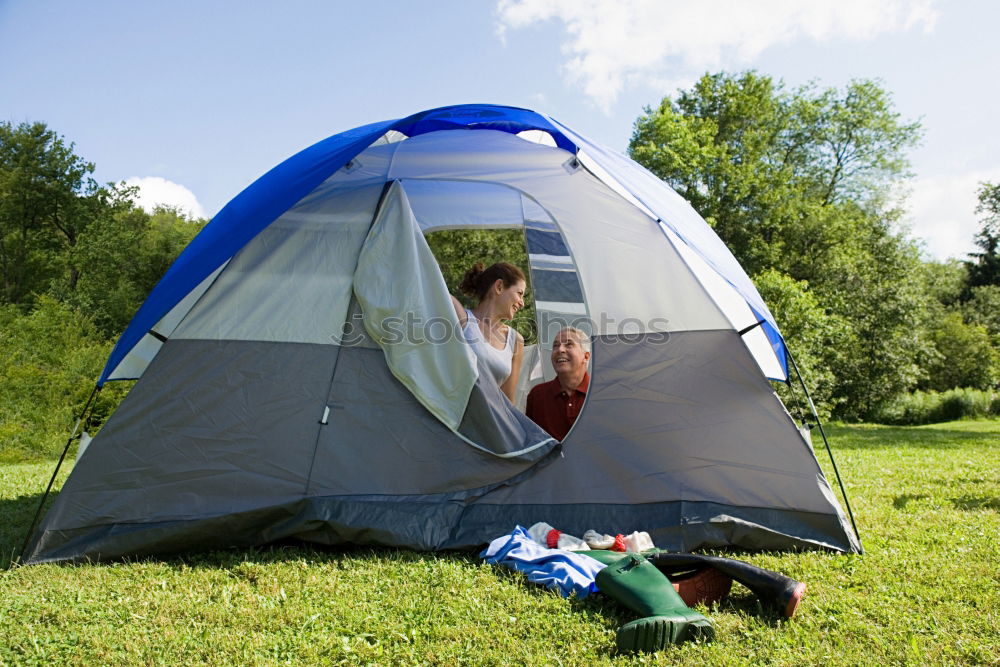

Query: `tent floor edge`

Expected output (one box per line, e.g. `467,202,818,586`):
24,495,857,565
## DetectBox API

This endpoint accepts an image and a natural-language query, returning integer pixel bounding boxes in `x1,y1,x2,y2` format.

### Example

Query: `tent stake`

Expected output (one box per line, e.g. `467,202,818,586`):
17,384,101,564
785,350,863,553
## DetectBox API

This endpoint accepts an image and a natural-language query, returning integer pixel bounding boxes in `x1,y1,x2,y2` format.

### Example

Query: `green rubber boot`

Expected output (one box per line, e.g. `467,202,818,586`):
583,549,630,566
595,553,715,651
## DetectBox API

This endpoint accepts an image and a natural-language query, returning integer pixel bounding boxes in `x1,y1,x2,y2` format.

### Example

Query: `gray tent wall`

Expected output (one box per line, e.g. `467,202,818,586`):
25,128,860,564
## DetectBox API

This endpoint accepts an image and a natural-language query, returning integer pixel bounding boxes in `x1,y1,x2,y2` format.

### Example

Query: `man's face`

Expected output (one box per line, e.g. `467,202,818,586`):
550,330,590,377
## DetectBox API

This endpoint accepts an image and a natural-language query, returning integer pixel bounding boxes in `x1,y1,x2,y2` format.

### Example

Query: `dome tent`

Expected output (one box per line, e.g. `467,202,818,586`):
24,104,861,564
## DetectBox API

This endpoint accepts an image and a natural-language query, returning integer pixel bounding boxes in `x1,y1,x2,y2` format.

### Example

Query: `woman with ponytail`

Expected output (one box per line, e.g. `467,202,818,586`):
450,262,526,403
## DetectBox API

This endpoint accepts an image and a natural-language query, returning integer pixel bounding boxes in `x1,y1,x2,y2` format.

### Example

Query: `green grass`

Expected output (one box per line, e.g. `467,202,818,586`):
2,422,998,665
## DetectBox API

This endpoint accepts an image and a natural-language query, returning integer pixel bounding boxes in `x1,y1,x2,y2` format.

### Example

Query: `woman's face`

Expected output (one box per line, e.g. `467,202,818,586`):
495,279,526,319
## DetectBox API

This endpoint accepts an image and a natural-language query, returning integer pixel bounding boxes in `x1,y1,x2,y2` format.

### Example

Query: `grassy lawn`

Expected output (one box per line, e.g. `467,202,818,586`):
1,421,998,665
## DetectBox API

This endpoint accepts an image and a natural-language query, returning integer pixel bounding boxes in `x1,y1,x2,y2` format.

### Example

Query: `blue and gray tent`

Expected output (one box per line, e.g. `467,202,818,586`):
23,104,861,564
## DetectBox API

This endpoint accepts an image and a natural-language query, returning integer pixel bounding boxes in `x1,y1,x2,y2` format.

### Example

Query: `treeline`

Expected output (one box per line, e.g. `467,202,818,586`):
0,121,205,335
1,121,204,460
630,71,1000,421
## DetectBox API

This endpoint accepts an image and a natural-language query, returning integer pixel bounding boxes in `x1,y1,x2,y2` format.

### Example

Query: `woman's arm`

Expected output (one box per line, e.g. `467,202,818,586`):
500,331,524,404
450,295,468,328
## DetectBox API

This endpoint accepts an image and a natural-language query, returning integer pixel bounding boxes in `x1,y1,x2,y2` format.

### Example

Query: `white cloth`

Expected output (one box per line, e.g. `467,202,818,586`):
462,309,515,385
583,530,616,550
526,522,591,552
624,531,655,552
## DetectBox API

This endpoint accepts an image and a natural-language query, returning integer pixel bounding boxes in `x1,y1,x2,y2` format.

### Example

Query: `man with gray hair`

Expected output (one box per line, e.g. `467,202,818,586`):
526,327,591,441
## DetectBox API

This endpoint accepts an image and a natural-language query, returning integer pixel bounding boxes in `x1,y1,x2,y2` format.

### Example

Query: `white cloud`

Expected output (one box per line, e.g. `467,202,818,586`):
124,176,207,219
906,169,1000,261
495,0,939,111
528,92,549,107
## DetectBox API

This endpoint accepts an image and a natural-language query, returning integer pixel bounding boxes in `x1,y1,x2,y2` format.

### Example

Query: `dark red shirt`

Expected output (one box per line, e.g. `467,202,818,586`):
525,373,590,441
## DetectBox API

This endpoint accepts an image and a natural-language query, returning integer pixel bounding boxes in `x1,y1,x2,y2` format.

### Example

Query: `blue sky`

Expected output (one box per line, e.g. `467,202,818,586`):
2,0,997,260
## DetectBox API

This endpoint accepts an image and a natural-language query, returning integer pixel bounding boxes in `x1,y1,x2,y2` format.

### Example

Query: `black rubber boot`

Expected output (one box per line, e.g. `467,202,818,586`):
594,553,715,651
644,550,807,617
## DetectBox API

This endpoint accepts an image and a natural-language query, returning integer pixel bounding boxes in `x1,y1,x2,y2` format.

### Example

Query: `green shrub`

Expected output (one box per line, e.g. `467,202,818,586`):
874,388,999,425
923,311,999,391
936,388,993,421
0,297,125,462
753,268,850,420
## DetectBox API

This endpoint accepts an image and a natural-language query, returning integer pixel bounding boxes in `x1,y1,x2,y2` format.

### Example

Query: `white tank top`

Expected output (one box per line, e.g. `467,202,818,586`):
462,309,515,385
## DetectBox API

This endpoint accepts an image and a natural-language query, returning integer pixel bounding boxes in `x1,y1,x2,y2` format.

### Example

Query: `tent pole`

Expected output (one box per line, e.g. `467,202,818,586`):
785,349,864,553
783,370,809,426
18,383,101,564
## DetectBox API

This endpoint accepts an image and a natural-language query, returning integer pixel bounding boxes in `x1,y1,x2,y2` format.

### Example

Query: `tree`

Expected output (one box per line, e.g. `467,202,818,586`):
630,72,921,277
629,72,927,419
0,121,206,336
920,259,967,309
752,268,850,419
0,121,102,305
922,311,998,391
966,181,1000,289
60,205,205,337
963,284,1000,339
816,228,932,417
630,72,795,273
